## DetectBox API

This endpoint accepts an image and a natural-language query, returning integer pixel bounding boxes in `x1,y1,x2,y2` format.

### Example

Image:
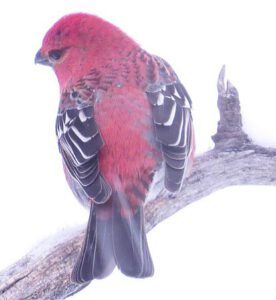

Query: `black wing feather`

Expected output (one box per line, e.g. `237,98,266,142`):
56,105,111,204
147,80,193,192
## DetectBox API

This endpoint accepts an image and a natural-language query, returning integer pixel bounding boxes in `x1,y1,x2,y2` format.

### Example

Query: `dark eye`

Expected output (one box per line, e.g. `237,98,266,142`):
49,49,63,61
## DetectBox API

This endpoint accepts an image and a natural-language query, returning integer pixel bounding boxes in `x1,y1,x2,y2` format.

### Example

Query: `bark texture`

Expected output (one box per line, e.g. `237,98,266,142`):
1,66,275,299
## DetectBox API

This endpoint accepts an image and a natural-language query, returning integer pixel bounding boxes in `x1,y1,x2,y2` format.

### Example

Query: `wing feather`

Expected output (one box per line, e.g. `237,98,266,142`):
146,69,193,192
56,105,111,204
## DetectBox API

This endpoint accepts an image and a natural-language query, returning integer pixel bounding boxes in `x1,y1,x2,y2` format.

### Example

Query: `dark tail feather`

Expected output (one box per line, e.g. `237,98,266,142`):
112,193,154,278
71,203,115,283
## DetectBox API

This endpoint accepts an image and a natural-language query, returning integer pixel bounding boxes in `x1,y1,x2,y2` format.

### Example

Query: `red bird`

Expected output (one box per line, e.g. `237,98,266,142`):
35,13,195,283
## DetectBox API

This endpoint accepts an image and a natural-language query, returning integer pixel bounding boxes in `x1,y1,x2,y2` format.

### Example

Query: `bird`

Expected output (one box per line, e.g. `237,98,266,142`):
35,13,195,284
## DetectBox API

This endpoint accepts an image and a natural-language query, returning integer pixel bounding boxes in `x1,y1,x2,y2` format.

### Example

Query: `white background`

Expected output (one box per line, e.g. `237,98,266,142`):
0,1,276,299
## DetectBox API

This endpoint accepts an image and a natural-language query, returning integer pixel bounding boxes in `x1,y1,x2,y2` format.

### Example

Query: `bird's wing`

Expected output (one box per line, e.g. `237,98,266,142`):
146,63,194,192
56,105,112,204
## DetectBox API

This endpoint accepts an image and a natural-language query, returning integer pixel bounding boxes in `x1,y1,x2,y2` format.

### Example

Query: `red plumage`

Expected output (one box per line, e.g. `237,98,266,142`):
36,13,195,283
41,14,140,90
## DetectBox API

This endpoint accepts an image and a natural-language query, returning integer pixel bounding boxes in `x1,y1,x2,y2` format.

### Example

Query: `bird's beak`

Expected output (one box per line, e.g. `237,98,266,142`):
35,49,51,66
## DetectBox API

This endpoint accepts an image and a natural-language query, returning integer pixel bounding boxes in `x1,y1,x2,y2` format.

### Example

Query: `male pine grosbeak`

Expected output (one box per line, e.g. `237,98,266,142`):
35,13,195,284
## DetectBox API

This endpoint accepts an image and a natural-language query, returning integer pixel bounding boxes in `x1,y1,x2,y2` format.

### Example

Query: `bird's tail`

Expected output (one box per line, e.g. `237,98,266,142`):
71,201,115,283
71,192,154,283
112,191,154,278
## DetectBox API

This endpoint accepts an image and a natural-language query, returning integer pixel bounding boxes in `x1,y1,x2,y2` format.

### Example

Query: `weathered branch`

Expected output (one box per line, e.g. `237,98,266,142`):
1,66,275,300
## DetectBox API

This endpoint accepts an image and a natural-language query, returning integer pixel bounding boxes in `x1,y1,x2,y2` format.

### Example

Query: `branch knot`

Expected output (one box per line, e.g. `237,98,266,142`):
212,66,251,150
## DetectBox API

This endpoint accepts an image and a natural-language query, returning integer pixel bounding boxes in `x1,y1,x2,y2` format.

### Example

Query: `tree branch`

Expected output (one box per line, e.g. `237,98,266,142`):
1,66,275,299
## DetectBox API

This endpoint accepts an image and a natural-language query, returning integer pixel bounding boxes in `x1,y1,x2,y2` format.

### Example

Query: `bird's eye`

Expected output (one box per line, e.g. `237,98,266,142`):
49,49,64,61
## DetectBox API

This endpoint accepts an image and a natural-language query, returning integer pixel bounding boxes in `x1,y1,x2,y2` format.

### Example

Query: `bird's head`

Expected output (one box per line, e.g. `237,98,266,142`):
35,13,138,89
